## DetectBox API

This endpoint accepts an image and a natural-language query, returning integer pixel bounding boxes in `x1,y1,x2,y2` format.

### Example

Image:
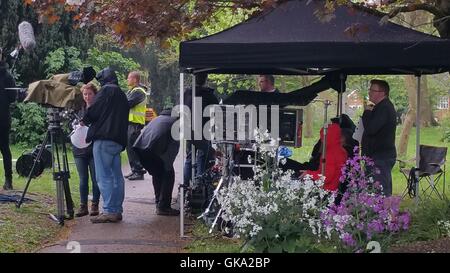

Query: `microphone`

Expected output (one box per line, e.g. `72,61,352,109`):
18,21,36,53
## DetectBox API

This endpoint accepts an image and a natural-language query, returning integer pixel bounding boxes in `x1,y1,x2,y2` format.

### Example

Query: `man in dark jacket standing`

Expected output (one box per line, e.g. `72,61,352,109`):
82,67,129,223
183,73,219,188
134,108,180,216
0,53,16,190
362,79,397,196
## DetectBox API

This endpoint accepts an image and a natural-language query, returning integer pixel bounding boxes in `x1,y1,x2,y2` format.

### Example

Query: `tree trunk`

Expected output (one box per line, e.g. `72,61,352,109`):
398,76,417,157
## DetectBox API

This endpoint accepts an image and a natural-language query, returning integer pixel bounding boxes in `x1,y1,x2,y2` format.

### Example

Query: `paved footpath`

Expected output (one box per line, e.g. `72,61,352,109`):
39,153,187,253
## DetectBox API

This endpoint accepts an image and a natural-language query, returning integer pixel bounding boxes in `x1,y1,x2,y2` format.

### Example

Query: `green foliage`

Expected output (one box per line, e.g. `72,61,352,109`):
1,0,94,85
208,74,255,95
122,43,179,113
85,47,141,90
44,46,83,77
10,102,46,146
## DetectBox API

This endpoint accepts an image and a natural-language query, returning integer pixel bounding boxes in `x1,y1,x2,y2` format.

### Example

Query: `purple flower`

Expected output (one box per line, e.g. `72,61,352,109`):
367,219,384,233
342,233,356,247
356,223,364,231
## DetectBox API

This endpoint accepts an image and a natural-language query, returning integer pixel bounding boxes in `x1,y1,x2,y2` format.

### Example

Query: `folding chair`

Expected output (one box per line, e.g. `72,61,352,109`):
398,145,447,200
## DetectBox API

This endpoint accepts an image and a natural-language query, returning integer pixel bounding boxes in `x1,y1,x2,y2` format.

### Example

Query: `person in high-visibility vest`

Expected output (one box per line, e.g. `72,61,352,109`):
124,71,148,180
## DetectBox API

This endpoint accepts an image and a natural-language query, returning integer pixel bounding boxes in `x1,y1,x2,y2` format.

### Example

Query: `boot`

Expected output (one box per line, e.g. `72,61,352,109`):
2,177,13,190
75,204,89,217
90,202,99,216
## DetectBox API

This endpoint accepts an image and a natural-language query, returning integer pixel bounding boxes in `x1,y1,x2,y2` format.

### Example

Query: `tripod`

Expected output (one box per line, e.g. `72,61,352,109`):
16,108,74,226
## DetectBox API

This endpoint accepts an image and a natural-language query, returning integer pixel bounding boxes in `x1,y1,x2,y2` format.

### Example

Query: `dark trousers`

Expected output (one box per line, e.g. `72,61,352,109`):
136,149,175,209
0,125,12,179
126,123,145,174
368,158,396,197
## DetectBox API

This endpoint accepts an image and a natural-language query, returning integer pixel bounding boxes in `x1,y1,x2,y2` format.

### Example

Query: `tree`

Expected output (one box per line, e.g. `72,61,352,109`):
25,1,450,45
1,0,94,85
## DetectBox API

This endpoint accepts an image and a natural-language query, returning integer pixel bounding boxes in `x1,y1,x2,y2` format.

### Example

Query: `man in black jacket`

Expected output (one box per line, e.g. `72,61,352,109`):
82,67,129,223
183,73,219,188
134,108,180,216
0,54,16,190
362,79,397,196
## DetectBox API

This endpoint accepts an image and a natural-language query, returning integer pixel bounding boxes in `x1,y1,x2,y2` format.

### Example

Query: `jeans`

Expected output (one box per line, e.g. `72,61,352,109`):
369,158,396,197
126,123,145,174
93,140,125,214
74,156,100,205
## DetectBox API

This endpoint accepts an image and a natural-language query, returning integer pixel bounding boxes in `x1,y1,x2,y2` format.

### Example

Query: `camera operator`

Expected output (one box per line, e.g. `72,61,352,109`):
0,50,16,190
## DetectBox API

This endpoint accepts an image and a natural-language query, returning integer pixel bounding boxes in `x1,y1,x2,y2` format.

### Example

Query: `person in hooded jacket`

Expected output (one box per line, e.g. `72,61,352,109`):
303,122,348,191
0,52,16,190
82,67,129,223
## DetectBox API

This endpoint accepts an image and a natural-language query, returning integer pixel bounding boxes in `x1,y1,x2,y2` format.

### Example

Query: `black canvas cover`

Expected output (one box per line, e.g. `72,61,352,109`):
180,0,450,75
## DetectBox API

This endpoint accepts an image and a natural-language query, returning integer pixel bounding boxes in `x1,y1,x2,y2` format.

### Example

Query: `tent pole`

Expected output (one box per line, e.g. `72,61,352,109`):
179,73,186,238
340,73,346,116
415,75,421,204
191,74,197,217
336,93,341,117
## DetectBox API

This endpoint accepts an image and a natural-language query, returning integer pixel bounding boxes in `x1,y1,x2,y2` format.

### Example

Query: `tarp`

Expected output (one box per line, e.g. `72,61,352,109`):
180,0,450,75
25,73,84,109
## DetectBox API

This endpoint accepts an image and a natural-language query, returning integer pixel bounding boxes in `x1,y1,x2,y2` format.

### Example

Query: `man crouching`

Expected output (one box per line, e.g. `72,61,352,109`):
133,107,180,216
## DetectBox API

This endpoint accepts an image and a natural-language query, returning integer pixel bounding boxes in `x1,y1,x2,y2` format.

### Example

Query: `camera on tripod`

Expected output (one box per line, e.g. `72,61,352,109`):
15,67,96,225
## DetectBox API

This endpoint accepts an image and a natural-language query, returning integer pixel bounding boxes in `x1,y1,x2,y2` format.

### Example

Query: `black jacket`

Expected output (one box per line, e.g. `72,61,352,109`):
362,98,397,159
133,109,179,170
0,62,16,127
82,68,129,148
184,86,219,148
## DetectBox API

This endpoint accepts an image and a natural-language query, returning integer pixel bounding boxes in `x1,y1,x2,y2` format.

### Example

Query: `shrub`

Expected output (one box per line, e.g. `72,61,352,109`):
10,102,47,146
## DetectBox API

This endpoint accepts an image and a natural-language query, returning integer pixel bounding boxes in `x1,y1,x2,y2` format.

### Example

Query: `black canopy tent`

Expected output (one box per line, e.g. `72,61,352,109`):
180,0,450,75
177,0,450,236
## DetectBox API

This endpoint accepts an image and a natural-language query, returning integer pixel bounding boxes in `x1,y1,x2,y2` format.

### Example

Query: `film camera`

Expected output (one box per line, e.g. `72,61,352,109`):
15,67,96,225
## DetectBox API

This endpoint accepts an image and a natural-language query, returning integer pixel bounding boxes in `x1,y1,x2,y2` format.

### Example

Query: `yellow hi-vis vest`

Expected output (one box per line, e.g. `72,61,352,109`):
129,86,147,125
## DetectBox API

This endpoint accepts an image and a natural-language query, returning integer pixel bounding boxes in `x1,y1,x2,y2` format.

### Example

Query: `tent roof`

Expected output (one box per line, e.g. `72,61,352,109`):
179,0,450,75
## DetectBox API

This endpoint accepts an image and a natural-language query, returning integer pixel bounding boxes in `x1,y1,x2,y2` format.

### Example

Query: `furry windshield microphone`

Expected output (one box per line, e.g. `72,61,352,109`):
18,21,36,52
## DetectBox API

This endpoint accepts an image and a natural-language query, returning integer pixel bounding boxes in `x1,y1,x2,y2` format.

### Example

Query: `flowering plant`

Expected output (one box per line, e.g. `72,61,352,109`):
217,129,334,252
321,148,410,252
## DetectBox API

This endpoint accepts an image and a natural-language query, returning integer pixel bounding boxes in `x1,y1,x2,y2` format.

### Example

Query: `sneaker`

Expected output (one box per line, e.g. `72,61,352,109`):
90,213,122,223
156,207,180,216
127,173,144,181
75,204,89,217
124,172,134,179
